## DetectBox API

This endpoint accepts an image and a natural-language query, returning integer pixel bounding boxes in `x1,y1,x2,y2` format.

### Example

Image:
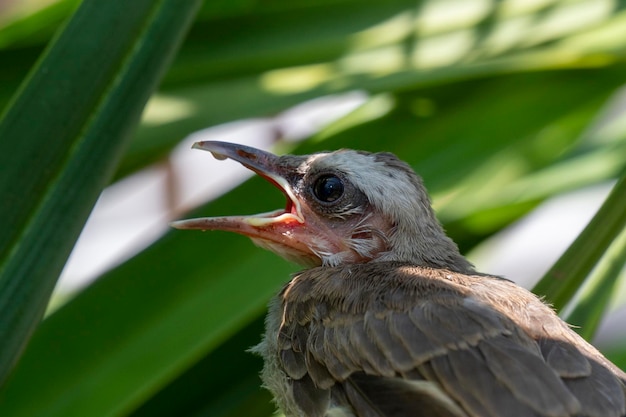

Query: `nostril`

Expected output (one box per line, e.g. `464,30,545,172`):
237,149,257,160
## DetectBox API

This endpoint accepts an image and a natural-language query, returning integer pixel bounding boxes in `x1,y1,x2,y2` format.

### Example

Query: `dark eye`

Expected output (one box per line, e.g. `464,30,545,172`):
313,174,344,203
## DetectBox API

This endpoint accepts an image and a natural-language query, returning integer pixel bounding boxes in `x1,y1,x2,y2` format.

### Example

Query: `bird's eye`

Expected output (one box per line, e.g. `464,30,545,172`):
313,174,344,203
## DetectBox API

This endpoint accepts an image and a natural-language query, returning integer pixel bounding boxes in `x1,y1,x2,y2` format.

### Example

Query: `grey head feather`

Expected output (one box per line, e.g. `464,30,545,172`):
293,149,474,272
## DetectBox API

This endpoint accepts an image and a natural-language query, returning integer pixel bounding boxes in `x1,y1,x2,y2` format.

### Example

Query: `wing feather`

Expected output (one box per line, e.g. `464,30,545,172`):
343,372,469,417
347,320,396,377
387,310,447,363
323,325,357,381
364,311,414,371
292,374,330,417
429,347,547,417
539,338,592,378
563,359,626,417
478,336,581,416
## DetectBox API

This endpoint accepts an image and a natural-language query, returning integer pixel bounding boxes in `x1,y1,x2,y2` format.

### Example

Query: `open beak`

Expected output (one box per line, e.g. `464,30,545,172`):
171,141,320,265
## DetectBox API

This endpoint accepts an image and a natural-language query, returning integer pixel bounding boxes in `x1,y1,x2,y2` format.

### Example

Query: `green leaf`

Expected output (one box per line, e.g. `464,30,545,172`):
0,0,80,48
130,315,274,417
0,0,201,387
606,338,626,371
533,173,626,311
564,224,626,340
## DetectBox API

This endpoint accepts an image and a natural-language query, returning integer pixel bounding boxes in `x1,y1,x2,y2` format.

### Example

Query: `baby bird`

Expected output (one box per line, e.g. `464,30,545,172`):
173,141,626,417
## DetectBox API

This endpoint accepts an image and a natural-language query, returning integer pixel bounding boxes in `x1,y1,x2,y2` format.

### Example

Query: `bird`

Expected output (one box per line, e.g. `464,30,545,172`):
172,141,626,417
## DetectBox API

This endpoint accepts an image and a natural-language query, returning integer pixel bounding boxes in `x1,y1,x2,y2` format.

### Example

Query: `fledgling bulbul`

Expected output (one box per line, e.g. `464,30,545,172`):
172,141,626,417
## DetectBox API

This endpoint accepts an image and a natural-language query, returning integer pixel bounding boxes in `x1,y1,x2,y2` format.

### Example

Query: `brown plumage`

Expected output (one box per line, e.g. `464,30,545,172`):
172,141,626,417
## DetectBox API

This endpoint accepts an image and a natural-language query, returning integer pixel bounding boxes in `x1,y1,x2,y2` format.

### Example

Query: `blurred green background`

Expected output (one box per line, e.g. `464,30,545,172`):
0,0,625,416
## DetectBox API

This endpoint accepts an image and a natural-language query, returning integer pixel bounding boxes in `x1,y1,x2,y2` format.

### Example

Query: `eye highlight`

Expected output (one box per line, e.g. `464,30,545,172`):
312,174,344,203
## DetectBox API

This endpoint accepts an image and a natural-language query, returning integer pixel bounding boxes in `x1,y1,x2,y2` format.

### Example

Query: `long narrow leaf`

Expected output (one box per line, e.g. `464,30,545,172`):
564,225,626,340
0,0,201,386
533,173,626,310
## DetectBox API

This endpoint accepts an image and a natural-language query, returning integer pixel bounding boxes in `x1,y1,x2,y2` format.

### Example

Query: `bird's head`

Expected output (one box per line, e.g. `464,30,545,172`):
172,141,472,272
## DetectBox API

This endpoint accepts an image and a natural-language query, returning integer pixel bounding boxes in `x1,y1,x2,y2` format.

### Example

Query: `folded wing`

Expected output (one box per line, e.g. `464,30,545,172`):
276,263,626,417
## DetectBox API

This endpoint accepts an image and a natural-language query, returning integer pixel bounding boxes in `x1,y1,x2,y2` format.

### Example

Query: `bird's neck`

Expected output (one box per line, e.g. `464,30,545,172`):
380,207,474,274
